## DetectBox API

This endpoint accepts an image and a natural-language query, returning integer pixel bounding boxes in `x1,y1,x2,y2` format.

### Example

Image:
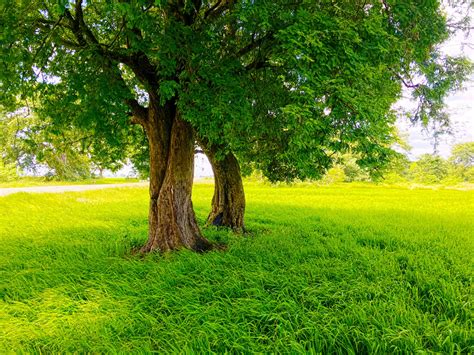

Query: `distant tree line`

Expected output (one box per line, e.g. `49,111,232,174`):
323,142,474,185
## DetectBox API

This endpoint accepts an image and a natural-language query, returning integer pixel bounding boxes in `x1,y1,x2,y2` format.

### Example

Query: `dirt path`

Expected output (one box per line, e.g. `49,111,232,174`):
0,182,148,197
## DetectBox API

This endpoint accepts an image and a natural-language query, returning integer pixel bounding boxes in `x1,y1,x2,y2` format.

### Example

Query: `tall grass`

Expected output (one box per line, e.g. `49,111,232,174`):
0,183,472,352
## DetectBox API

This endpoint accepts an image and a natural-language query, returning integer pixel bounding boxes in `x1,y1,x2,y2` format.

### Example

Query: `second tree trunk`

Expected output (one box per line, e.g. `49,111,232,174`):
205,145,246,232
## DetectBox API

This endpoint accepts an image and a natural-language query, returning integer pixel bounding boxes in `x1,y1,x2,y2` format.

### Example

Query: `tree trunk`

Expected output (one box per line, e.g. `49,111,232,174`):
141,104,211,253
203,143,246,232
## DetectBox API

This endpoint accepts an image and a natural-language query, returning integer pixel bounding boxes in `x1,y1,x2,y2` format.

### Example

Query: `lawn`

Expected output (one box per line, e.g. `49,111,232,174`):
0,183,472,352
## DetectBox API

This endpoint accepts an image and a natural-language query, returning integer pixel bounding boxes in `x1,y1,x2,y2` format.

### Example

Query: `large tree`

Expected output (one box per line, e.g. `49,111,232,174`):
1,0,471,252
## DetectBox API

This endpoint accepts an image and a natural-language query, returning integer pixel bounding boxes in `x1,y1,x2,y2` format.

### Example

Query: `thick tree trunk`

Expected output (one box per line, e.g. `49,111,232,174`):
204,144,246,232
141,104,211,253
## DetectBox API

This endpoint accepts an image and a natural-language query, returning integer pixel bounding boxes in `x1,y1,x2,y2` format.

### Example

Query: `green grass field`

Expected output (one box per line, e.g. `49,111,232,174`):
0,177,140,188
0,183,472,352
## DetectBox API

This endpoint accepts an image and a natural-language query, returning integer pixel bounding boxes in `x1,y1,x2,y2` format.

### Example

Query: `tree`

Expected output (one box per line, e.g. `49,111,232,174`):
409,154,448,184
450,142,474,168
380,153,411,184
449,142,474,182
0,108,34,174
0,158,17,182
199,141,245,231
1,0,471,253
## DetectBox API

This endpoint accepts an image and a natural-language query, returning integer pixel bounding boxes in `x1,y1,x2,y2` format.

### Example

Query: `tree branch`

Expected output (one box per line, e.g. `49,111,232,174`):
393,71,420,89
204,0,223,18
57,38,82,49
204,0,236,21
64,8,87,47
33,15,65,61
61,2,160,94
126,98,148,126
74,0,99,45
237,31,274,58
245,59,278,71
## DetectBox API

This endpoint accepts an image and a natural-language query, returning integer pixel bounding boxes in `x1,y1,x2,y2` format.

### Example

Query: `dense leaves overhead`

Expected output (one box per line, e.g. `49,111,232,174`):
0,0,471,181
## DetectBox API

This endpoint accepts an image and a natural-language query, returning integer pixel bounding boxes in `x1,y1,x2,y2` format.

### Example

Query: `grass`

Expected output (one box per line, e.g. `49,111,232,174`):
0,177,140,188
0,182,473,352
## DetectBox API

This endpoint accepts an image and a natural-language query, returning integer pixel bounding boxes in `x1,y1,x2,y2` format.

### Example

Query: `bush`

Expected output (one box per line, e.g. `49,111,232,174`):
0,159,17,182
322,167,346,183
464,167,474,182
408,155,448,183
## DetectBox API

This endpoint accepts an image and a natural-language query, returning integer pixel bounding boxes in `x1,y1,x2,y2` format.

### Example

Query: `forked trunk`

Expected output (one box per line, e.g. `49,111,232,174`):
204,144,245,232
141,104,211,253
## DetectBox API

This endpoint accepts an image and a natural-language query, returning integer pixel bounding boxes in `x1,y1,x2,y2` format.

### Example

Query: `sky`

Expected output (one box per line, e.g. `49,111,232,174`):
397,7,474,159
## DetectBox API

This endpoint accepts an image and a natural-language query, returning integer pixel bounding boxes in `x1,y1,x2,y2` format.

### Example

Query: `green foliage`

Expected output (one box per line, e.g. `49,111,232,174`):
380,152,411,183
450,142,474,167
126,127,151,179
404,147,474,185
0,110,93,180
0,183,472,352
0,109,32,172
0,158,17,182
322,167,346,184
449,142,474,182
41,148,91,181
319,154,372,183
320,143,474,186
0,0,471,183
340,155,371,182
465,167,474,182
409,154,448,184
0,108,142,180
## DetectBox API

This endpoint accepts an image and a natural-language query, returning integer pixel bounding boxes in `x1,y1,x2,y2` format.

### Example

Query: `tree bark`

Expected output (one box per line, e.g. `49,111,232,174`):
140,103,211,253
203,143,246,232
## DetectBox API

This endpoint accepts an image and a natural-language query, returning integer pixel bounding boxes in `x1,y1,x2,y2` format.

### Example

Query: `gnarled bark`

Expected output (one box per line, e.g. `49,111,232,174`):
201,142,246,232
140,103,211,253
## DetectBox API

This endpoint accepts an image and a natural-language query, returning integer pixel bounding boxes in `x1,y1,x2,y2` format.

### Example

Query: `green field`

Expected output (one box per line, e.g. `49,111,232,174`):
0,177,140,188
0,183,473,352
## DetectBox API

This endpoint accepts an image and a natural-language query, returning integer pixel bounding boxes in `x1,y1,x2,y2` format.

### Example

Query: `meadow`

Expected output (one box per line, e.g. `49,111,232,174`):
0,177,139,188
0,182,472,352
